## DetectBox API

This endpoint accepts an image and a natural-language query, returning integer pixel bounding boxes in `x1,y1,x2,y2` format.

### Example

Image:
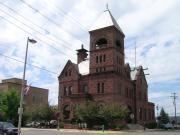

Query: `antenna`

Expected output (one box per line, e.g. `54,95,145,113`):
135,40,137,68
106,3,109,10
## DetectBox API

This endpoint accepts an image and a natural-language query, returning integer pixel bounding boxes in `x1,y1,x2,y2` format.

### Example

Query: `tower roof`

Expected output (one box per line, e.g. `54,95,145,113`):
89,9,124,34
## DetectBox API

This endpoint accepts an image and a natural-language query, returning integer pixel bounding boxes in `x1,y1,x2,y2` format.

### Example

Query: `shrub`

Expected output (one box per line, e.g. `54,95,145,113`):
146,122,157,129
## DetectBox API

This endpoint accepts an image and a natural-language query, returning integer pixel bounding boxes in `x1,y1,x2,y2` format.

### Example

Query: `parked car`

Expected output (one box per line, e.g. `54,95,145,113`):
49,120,57,128
0,122,18,135
162,123,174,129
25,121,40,128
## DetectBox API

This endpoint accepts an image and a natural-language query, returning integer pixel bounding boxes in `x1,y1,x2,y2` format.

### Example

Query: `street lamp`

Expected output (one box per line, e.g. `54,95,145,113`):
18,37,37,135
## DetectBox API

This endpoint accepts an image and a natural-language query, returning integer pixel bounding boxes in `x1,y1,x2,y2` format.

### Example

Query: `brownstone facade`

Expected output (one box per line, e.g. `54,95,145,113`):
58,9,155,125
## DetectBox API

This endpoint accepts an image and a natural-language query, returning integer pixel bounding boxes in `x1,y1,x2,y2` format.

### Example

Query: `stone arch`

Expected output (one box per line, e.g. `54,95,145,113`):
63,104,71,119
92,36,110,49
95,38,107,49
126,105,134,123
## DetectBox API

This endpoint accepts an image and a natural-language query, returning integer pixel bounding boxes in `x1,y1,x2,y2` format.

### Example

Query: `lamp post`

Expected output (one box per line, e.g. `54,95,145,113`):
18,37,37,135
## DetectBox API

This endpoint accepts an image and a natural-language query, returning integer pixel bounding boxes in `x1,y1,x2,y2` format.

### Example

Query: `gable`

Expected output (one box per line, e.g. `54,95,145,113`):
135,67,148,87
58,60,79,79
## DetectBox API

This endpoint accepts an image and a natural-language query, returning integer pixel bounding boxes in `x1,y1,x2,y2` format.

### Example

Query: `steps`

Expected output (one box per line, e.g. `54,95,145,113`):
127,124,144,130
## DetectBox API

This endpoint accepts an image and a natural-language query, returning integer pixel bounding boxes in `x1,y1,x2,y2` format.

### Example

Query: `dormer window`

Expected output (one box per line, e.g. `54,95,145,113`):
95,38,107,49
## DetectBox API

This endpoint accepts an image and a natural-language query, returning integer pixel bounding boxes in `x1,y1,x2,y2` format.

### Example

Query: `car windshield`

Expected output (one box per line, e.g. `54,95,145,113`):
3,122,15,128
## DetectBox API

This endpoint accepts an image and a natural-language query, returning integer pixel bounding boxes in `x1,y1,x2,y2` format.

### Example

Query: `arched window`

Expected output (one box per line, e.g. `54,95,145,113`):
63,105,70,119
68,86,72,95
95,38,107,49
83,84,88,93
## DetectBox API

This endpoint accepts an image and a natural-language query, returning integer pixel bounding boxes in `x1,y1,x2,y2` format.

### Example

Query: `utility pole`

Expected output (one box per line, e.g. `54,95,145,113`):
170,92,177,124
156,105,159,118
156,105,159,128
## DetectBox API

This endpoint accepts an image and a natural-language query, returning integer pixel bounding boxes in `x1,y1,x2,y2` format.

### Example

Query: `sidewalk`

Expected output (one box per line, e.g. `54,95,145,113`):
22,128,144,134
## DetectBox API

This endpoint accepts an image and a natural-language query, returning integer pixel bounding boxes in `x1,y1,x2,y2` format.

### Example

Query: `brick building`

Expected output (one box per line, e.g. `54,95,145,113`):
0,78,48,107
58,9,155,125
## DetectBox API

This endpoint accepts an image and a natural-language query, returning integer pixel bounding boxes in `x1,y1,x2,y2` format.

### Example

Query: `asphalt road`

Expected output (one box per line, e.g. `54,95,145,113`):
22,129,180,135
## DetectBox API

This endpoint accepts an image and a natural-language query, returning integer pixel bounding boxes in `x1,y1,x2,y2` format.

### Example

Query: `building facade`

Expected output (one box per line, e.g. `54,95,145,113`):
58,9,155,125
0,78,48,107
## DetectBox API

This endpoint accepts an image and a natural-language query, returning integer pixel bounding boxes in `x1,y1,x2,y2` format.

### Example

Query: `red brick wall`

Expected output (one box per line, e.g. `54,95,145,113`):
58,26,155,125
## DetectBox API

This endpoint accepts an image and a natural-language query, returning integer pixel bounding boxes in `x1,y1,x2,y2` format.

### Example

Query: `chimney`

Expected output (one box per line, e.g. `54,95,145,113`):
76,44,88,64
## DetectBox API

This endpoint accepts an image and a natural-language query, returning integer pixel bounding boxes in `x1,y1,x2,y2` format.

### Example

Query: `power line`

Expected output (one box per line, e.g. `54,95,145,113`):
0,15,71,57
18,0,87,45
0,15,90,69
44,1,88,32
0,4,74,53
0,52,59,75
0,1,85,54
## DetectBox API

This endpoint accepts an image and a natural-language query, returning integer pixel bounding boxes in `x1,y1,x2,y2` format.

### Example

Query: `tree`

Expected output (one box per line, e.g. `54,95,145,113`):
158,108,169,124
99,104,128,124
74,102,128,128
24,105,57,123
0,88,20,125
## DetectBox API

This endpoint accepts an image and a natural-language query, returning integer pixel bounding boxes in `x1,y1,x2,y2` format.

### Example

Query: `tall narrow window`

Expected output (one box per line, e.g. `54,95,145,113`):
64,87,67,96
83,85,88,93
96,56,98,63
68,86,72,95
69,70,71,76
139,108,142,120
101,83,104,93
118,84,121,95
65,71,68,77
103,55,106,62
100,55,102,63
97,83,100,93
139,92,142,101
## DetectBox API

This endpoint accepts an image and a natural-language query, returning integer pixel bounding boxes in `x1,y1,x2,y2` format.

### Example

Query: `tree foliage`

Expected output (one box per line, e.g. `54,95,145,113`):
0,88,20,125
24,105,57,123
74,102,128,128
158,108,169,124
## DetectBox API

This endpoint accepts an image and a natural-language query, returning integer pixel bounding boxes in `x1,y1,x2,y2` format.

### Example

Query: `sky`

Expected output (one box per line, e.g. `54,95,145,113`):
0,0,180,116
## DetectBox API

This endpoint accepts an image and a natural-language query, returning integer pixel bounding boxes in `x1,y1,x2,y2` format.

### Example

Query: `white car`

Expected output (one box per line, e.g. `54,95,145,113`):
163,123,174,129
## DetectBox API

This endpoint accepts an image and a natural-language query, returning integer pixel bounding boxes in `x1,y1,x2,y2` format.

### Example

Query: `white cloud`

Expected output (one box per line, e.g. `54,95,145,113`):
119,0,178,36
